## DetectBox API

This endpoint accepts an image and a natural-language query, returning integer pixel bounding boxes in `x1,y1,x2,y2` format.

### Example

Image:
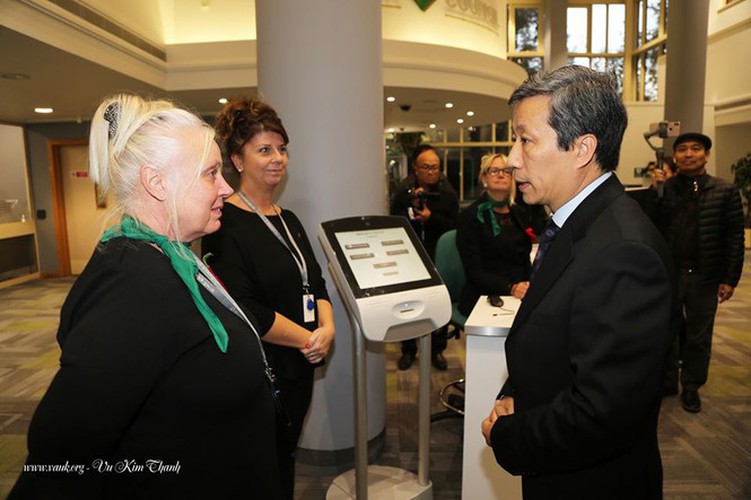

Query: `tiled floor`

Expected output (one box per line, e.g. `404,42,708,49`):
1,251,750,499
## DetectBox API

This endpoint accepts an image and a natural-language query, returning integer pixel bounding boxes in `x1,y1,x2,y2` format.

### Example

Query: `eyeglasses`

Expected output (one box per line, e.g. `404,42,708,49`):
417,165,440,173
486,167,514,177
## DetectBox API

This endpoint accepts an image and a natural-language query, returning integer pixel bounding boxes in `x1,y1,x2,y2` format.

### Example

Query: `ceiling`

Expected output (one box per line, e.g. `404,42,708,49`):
0,25,510,133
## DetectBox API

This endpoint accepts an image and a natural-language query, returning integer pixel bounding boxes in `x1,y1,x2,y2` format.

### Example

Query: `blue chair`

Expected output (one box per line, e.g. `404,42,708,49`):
431,230,467,420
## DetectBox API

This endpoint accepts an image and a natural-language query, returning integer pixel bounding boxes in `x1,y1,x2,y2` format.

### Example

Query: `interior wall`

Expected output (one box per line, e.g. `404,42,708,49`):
705,23,751,105
618,102,665,186
0,124,29,218
706,0,751,184
382,0,506,58
25,122,90,276
716,123,751,180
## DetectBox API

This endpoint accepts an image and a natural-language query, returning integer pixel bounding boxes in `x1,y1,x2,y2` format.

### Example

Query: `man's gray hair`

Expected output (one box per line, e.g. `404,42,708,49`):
509,65,627,172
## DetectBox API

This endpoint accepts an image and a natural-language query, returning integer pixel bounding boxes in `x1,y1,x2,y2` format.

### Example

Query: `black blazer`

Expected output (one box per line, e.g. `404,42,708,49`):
490,175,675,500
456,194,533,316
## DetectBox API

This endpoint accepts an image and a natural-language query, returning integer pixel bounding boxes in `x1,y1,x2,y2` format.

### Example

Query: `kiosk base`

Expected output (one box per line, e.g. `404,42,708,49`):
326,466,433,499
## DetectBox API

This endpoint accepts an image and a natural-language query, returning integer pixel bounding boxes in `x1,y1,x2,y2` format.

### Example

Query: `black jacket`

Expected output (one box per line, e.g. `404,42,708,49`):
456,193,533,316
654,173,744,287
493,175,674,499
390,174,459,260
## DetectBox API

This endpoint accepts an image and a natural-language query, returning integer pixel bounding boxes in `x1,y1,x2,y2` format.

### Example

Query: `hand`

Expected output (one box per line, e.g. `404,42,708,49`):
650,168,667,188
718,283,735,303
510,281,529,299
410,187,426,207
481,397,514,446
301,326,334,364
413,204,431,222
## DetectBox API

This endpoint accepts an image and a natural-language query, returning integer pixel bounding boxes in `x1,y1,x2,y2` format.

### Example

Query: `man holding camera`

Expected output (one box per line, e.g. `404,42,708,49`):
390,144,459,370
651,132,744,413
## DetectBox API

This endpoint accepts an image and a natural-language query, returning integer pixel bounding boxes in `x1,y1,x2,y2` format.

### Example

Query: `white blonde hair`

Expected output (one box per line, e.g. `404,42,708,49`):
89,93,215,241
479,153,516,205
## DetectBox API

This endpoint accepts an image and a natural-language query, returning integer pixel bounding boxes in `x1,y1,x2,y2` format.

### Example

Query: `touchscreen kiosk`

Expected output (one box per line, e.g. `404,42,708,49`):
319,215,450,342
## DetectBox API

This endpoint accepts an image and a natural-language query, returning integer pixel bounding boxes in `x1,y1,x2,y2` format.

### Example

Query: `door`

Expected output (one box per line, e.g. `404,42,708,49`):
51,141,105,275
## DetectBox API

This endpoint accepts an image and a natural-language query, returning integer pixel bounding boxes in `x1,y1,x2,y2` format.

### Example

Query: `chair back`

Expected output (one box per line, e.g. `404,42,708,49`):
434,230,465,303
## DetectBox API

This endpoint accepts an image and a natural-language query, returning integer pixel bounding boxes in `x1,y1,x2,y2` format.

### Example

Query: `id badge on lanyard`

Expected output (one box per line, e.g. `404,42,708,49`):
303,293,315,323
237,193,316,324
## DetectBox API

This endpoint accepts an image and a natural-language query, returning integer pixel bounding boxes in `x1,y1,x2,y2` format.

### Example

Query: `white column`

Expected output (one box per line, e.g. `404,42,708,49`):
664,0,710,138
255,0,386,454
544,0,567,72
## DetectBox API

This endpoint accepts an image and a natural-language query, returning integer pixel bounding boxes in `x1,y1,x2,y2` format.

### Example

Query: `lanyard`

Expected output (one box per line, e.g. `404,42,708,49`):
193,253,276,383
237,192,310,292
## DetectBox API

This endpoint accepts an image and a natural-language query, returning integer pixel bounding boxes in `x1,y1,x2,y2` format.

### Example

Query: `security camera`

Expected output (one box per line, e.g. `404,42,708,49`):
399,104,412,112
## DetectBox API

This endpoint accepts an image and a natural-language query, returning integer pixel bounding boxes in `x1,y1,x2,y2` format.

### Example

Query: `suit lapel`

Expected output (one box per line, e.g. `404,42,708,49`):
508,175,625,337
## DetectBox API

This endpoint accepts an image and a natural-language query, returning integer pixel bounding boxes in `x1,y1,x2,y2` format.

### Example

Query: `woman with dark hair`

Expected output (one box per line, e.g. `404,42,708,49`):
456,153,534,316
202,96,334,499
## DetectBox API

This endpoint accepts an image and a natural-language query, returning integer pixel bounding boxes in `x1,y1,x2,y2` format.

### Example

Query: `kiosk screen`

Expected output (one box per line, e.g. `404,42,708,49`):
321,216,442,298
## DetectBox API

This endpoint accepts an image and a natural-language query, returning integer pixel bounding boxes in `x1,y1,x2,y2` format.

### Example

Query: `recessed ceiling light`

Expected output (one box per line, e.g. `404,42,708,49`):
2,73,30,80
218,98,228,104
386,96,396,102
445,102,454,109
456,118,464,124
429,124,436,129
466,111,475,116
34,107,54,114
387,128,395,133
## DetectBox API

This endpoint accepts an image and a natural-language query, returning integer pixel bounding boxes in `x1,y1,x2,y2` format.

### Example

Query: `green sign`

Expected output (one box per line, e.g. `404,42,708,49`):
414,0,436,12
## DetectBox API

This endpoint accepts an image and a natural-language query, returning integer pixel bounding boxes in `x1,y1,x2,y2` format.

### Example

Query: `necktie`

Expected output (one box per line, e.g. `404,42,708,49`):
530,220,560,280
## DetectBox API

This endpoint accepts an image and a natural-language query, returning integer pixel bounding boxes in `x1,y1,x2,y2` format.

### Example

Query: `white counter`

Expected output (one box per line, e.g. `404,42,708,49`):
461,296,522,500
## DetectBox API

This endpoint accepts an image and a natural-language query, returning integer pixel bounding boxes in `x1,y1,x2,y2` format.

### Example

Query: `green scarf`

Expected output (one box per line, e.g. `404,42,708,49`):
476,198,509,237
100,216,229,353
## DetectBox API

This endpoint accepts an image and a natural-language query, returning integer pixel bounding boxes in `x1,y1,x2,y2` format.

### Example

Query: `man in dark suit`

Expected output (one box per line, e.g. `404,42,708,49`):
480,66,675,499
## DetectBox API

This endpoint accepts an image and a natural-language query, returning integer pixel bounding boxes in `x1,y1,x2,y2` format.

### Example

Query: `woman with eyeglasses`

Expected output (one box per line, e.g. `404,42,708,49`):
456,153,535,316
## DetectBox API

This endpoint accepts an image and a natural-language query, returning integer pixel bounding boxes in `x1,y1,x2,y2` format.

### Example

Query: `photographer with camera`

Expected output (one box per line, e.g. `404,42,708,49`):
650,132,744,413
390,144,459,370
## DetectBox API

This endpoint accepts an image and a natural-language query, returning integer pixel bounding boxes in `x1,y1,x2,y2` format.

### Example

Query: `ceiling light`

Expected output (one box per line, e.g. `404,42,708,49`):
387,128,395,133
386,96,396,102
1,73,30,80
456,118,464,124
466,111,475,116
445,102,454,109
429,124,436,129
218,98,228,104
34,107,54,114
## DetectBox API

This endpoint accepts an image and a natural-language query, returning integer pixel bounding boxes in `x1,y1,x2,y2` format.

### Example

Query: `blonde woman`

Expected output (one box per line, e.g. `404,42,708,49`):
11,94,283,499
456,153,535,316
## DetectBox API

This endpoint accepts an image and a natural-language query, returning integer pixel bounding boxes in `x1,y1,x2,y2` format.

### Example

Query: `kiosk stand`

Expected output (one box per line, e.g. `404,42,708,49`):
319,216,451,499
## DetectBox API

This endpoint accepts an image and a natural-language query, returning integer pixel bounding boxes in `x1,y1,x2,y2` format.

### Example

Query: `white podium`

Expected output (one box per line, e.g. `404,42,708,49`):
461,296,523,500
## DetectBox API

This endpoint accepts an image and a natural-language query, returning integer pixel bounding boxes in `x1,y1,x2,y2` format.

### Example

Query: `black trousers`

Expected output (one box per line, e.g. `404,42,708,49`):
663,269,719,391
275,374,314,500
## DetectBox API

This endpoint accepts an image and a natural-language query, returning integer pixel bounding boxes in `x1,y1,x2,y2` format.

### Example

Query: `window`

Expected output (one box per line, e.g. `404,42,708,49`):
567,2,626,94
508,3,544,75
387,123,513,204
632,0,668,101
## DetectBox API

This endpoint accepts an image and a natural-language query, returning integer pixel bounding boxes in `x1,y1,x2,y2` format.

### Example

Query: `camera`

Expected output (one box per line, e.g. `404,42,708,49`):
408,188,438,205
644,121,681,140
399,104,412,112
406,188,438,220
